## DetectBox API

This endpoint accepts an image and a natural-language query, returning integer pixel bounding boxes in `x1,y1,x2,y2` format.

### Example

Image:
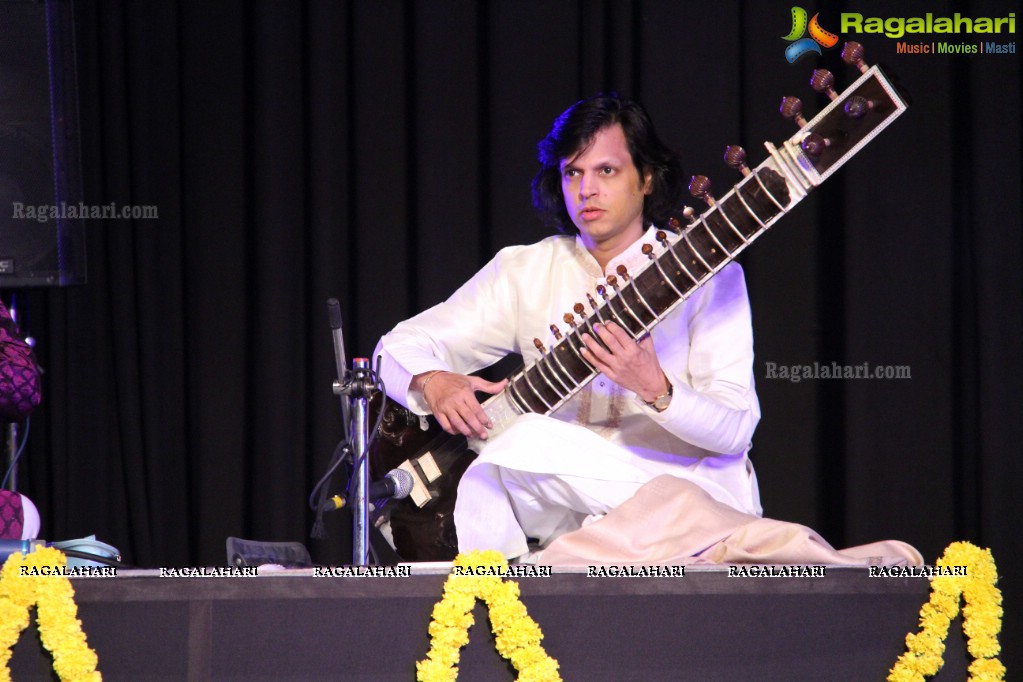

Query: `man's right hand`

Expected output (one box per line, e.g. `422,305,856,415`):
414,371,507,440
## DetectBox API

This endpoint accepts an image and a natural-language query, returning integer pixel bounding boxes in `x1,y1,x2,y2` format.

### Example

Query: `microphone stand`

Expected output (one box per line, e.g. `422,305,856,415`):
327,299,376,566
336,358,376,565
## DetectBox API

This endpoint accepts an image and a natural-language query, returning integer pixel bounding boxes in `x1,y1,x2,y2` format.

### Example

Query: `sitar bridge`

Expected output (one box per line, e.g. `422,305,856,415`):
397,453,443,508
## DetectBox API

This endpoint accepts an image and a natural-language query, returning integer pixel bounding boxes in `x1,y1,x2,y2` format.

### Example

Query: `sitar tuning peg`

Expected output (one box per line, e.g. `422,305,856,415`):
841,41,869,74
688,175,715,207
843,95,875,119
682,206,697,224
800,132,832,157
810,69,838,101
549,324,563,341
724,145,751,177
533,338,547,354
780,96,808,128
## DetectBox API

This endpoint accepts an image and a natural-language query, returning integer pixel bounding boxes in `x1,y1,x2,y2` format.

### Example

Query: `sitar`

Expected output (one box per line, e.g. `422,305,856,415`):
370,42,908,561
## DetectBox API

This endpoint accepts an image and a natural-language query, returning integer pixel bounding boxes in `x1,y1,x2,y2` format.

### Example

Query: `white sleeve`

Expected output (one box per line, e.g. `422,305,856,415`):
646,262,761,455
374,248,522,414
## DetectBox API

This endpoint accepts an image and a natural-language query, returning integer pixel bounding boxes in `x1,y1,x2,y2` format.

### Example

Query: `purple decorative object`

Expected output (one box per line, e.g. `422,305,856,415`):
0,490,24,540
0,300,41,420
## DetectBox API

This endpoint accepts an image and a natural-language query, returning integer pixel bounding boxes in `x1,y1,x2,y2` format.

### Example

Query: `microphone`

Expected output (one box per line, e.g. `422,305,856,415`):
327,298,348,385
320,468,415,512
326,297,353,444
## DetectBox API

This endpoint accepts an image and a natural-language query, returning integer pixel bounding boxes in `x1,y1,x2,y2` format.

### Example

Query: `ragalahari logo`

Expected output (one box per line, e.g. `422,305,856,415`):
782,7,839,62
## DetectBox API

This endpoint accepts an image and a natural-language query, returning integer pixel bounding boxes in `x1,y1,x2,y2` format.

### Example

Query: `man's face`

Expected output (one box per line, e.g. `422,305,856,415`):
560,123,651,259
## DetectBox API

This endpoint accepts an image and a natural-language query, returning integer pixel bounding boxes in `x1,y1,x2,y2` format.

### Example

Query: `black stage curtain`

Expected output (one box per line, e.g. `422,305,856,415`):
5,0,1019,665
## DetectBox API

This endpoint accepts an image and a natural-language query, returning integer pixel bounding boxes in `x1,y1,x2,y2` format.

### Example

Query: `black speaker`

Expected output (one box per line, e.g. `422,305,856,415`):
0,0,86,287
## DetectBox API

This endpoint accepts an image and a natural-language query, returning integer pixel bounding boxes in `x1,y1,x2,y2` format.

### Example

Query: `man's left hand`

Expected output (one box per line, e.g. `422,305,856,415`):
579,321,668,402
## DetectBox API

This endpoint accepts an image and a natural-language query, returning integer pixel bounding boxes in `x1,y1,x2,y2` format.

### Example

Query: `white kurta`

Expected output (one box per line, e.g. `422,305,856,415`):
375,230,761,559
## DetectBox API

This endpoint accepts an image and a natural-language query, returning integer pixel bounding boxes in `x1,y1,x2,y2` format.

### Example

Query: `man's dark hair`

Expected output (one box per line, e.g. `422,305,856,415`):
531,94,685,234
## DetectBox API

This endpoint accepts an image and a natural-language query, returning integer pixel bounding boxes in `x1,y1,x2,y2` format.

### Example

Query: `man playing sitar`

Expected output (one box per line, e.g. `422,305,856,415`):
375,94,761,562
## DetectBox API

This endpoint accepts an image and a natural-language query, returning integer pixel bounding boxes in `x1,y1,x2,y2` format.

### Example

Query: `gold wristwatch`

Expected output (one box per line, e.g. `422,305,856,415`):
645,382,673,413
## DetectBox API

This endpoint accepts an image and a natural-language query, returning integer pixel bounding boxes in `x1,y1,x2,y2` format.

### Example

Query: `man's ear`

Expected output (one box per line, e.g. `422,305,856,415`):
641,170,653,195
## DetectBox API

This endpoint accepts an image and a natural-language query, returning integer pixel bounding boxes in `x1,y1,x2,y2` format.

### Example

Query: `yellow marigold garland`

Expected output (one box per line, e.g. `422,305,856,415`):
417,550,562,682
888,541,1004,682
0,547,101,681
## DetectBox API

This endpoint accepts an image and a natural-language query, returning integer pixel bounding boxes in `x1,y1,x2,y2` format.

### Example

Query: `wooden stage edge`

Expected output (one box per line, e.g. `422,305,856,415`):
12,564,969,681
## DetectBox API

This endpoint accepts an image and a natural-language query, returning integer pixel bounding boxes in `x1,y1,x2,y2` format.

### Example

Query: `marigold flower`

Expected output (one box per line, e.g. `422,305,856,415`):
888,541,1002,682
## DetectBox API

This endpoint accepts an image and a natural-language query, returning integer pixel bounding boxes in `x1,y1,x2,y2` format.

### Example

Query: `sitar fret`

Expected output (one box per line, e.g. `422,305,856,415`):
535,351,572,395
505,378,533,414
663,242,701,287
547,346,580,391
606,279,648,336
700,215,736,258
677,235,714,280
625,271,661,323
650,253,686,300
520,367,553,411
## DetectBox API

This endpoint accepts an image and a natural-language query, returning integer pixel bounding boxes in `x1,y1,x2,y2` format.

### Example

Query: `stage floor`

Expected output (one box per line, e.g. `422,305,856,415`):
11,564,969,681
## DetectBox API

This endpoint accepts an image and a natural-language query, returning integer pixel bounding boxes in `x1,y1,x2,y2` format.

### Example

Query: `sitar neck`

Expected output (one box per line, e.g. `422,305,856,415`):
496,60,908,422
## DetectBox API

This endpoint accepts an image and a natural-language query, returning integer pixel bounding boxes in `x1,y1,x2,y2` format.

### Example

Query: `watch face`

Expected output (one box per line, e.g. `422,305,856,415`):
649,383,673,412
